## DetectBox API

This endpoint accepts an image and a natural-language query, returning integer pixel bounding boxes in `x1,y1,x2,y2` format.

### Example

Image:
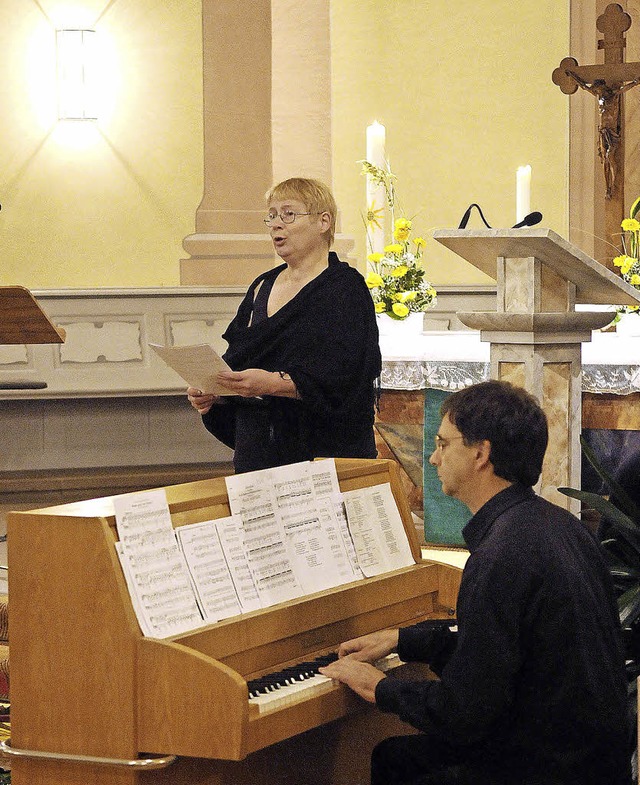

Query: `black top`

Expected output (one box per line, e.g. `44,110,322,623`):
202,252,382,473
376,484,632,785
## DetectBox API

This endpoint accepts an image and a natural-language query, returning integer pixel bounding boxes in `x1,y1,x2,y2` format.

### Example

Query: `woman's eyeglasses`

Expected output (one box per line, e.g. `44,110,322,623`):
264,211,320,226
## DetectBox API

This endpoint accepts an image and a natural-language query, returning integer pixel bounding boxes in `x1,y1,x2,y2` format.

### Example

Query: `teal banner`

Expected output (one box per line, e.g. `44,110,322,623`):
423,388,471,545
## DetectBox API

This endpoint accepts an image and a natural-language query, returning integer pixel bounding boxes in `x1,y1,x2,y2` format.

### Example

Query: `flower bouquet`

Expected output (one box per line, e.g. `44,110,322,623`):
360,161,437,321
613,197,640,320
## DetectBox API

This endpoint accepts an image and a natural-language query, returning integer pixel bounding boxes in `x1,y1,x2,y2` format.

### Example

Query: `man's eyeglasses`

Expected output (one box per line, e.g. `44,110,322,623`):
433,435,465,452
264,211,320,226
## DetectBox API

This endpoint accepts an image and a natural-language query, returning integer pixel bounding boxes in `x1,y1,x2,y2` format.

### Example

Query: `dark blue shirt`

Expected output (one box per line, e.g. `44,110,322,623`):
376,483,631,784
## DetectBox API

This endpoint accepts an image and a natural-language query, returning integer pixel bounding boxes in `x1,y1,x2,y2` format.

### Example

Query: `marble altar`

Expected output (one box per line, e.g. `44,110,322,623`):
380,329,640,395
376,327,640,542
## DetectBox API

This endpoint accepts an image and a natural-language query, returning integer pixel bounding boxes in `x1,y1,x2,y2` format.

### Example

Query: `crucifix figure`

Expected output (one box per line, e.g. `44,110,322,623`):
553,3,640,261
565,71,639,198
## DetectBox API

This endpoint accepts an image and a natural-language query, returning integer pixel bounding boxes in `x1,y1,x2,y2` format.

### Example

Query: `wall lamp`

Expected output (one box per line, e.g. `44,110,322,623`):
56,29,98,120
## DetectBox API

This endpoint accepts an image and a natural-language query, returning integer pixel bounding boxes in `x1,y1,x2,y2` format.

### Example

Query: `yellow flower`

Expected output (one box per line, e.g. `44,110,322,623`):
367,252,384,263
391,265,408,278
630,274,640,287
414,237,426,248
621,218,640,233
392,302,409,318
621,257,635,275
396,291,417,302
613,254,629,267
366,201,385,231
374,301,386,313
393,218,411,242
365,272,384,288
384,243,403,254
427,287,437,297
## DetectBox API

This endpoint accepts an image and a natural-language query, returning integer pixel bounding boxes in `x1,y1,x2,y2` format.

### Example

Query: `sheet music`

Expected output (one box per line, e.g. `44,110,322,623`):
281,500,353,594
113,461,415,636
329,495,365,581
149,343,235,395
175,519,243,622
308,459,341,498
271,461,317,517
215,516,262,612
226,468,303,606
342,483,415,577
113,489,203,637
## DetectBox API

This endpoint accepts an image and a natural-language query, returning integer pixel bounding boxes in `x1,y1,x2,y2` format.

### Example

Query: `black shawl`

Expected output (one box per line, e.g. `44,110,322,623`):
202,252,381,471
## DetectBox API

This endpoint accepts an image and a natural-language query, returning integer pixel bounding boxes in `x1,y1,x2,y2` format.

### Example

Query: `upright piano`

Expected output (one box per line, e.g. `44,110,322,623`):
6,458,462,785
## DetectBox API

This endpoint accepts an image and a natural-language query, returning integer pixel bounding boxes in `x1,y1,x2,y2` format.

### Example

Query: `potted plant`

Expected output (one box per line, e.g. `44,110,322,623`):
559,436,640,776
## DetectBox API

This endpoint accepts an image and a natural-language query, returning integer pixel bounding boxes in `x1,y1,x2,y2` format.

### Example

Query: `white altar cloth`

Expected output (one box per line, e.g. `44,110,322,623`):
380,331,640,394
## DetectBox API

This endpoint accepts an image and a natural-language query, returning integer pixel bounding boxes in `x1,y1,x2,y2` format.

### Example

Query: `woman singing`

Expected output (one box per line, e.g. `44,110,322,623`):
187,177,381,473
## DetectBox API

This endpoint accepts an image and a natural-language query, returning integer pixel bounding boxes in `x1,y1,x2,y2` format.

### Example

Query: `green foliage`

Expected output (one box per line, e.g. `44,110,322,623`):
559,435,640,641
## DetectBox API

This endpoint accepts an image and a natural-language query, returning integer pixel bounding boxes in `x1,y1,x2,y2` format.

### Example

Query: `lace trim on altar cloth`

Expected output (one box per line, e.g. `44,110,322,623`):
381,361,640,395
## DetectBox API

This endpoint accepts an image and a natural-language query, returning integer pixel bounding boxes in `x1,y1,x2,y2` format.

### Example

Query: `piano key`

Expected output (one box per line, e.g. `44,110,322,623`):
248,652,403,714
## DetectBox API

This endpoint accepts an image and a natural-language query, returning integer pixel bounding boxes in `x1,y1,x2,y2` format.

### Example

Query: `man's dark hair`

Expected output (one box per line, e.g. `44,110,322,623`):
440,380,548,487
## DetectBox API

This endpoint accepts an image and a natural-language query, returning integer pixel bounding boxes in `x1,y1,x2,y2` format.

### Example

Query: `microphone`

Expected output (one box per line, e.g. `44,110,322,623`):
512,211,542,229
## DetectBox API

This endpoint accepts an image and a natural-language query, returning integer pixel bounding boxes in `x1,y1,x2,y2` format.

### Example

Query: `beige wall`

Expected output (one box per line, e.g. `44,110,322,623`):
1,0,569,289
331,0,571,285
0,0,203,289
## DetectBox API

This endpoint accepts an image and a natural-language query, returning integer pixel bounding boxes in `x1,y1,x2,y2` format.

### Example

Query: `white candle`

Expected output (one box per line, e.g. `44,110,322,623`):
366,121,386,168
366,121,386,254
516,165,531,223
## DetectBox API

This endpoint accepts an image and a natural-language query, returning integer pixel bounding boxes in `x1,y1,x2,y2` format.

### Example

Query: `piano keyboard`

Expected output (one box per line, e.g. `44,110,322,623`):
248,652,402,714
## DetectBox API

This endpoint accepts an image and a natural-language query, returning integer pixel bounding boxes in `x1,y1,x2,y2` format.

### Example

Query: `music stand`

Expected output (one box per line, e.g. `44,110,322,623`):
0,286,65,391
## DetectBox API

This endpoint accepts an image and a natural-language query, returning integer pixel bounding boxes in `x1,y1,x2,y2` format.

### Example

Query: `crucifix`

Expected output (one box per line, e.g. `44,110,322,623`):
552,3,640,269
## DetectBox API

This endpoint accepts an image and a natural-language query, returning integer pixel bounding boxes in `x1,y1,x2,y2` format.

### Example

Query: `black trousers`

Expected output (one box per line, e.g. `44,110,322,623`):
370,734,569,785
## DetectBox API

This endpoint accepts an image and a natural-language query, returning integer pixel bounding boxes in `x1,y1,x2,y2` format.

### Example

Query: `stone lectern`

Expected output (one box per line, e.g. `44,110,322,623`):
432,228,640,512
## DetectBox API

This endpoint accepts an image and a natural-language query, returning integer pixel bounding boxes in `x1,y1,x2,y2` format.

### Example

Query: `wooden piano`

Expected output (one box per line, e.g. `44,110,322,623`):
6,458,462,785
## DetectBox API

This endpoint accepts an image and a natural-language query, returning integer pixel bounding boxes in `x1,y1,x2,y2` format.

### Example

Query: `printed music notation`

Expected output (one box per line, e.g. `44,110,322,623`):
114,459,415,638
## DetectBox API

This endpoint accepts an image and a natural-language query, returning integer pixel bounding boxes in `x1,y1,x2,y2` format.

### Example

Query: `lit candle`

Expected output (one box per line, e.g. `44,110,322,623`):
516,165,531,224
366,121,386,254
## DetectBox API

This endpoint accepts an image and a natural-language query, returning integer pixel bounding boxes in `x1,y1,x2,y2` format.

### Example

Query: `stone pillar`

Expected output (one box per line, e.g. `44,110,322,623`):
180,0,275,286
181,0,353,287
270,0,353,261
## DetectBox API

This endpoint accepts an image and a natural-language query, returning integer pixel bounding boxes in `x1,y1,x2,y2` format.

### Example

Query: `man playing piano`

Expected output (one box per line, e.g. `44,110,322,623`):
320,380,632,785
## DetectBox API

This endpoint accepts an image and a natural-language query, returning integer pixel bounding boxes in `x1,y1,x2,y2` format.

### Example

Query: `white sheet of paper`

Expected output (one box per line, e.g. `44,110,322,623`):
114,487,177,553
116,543,204,637
175,519,243,623
342,483,415,577
283,499,359,593
328,495,365,581
149,343,234,395
308,459,341,498
215,516,262,612
225,461,356,599
225,469,302,606
271,461,317,515
113,489,204,637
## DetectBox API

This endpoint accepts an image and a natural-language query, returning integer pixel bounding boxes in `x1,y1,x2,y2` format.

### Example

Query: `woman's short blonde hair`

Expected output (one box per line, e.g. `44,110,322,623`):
266,177,337,247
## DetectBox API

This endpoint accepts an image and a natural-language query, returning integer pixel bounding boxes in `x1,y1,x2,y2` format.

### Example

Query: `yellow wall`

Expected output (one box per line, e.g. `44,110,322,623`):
1,1,569,289
0,0,203,288
331,0,570,285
